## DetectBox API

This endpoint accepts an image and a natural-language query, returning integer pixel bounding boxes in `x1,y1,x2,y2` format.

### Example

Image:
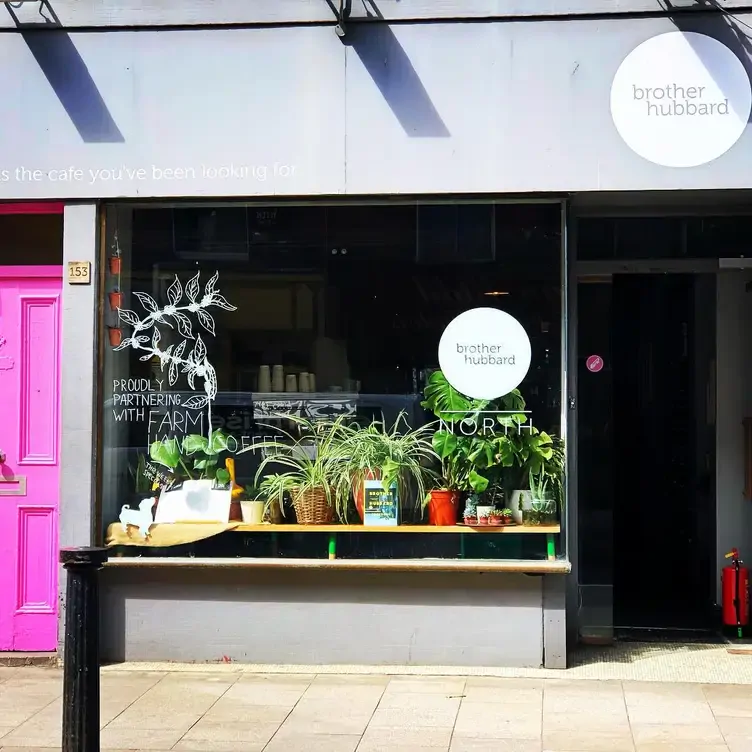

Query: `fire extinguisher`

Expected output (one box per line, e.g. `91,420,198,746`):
722,548,749,638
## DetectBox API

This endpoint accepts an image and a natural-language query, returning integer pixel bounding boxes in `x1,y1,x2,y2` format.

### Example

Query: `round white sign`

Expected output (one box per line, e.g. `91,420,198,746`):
611,31,751,168
438,308,532,401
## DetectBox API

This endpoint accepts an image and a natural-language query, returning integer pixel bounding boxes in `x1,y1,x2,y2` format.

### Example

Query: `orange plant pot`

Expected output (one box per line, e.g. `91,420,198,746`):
108,291,123,310
109,256,122,275
107,327,123,347
427,489,460,526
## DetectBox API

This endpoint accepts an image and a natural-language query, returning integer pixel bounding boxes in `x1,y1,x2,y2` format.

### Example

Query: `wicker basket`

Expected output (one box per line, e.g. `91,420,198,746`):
292,487,334,525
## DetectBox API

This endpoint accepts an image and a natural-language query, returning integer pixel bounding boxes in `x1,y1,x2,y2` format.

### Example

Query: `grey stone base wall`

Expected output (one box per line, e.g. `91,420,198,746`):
100,568,550,667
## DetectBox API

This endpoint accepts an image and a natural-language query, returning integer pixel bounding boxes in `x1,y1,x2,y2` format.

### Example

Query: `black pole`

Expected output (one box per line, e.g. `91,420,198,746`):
60,546,109,752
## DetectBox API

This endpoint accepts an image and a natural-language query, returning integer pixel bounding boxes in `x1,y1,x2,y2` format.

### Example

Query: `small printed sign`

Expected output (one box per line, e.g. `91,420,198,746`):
363,480,398,526
586,355,604,373
67,261,91,285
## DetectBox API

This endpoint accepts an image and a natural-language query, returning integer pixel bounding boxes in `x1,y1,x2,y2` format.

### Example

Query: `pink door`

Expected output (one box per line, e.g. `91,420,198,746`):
0,267,62,651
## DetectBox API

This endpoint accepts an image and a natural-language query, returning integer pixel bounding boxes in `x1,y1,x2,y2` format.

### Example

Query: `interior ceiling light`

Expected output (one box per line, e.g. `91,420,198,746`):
483,291,509,296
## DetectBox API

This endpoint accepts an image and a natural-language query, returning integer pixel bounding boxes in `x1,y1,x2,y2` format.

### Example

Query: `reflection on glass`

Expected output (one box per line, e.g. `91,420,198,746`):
101,203,564,561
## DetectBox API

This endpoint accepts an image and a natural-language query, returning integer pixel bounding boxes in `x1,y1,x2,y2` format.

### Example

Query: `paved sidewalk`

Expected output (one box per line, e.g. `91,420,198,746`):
4,666,752,751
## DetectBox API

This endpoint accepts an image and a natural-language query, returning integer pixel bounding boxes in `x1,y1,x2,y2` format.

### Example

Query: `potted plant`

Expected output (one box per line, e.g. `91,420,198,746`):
239,486,266,525
488,508,503,526
107,326,123,347
149,430,234,523
500,507,514,525
511,435,565,524
422,370,520,525
243,415,346,524
108,289,124,311
478,508,490,525
150,431,232,486
109,230,122,275
462,494,478,525
328,412,437,523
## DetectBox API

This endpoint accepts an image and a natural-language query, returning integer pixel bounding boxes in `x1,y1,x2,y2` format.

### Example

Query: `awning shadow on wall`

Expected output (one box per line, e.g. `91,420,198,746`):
4,2,124,143
342,23,450,138
666,0,752,122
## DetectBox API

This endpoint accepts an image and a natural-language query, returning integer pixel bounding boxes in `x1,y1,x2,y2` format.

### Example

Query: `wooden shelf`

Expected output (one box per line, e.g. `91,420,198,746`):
233,524,560,534
107,557,571,574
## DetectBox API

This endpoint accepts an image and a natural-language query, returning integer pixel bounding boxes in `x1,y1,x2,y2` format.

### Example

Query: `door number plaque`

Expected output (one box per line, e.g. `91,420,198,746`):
67,261,91,285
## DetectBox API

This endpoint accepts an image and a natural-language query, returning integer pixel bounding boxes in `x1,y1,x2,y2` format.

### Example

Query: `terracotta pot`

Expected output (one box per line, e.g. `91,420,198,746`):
107,327,123,347
108,291,123,310
478,515,489,525
463,516,478,526
489,516,502,526
352,468,382,522
427,489,460,526
109,256,122,275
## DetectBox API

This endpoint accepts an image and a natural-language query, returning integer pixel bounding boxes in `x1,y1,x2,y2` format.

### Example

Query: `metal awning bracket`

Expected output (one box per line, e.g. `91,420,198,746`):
329,0,351,38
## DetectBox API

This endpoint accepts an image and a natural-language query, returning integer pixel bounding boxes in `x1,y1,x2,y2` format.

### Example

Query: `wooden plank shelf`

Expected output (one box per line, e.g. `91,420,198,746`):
233,524,560,534
106,557,571,574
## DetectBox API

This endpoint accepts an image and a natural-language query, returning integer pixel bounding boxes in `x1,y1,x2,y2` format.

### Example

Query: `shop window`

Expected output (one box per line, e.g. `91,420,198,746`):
100,202,565,563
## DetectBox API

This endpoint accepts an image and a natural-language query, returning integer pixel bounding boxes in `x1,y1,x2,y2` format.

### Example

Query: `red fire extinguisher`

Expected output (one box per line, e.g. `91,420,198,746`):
723,548,749,638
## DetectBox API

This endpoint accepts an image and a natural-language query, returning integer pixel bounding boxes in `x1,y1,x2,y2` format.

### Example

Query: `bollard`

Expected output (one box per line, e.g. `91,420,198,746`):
60,547,109,752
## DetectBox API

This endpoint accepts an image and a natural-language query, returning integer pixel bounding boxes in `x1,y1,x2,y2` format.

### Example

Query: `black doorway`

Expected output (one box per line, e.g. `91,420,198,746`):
578,273,716,634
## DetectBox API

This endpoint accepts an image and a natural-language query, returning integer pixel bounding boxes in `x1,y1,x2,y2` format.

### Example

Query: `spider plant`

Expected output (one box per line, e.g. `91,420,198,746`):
328,412,439,515
239,414,351,521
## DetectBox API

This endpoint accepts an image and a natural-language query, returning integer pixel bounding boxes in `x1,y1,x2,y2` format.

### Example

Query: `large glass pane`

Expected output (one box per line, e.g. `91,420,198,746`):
100,202,564,561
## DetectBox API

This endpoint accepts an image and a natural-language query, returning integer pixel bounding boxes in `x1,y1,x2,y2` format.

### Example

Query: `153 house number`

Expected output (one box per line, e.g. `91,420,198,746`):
67,261,91,285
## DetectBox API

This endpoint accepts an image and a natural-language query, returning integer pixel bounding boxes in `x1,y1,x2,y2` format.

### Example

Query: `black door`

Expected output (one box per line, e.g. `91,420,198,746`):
578,273,716,633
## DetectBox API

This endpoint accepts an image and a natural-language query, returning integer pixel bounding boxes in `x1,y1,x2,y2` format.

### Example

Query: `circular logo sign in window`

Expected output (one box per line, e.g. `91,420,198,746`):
611,31,752,168
438,308,531,400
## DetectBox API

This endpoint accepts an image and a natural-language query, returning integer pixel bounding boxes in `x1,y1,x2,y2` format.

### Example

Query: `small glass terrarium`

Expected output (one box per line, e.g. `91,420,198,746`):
522,497,557,526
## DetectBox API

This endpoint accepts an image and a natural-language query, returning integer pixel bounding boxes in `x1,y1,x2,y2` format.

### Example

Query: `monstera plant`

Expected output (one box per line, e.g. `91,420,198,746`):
421,370,526,494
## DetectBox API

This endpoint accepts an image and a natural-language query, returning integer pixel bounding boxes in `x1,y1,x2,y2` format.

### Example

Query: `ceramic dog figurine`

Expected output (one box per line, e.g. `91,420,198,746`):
119,497,156,539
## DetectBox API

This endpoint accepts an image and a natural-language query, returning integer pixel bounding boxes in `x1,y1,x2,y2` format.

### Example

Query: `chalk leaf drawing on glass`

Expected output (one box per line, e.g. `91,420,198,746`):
112,271,237,439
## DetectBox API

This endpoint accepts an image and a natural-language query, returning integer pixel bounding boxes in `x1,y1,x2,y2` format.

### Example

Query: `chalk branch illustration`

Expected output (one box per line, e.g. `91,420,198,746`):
113,271,237,440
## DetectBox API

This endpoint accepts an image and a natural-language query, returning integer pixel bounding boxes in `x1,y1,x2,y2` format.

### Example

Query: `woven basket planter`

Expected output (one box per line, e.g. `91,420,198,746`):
292,487,334,525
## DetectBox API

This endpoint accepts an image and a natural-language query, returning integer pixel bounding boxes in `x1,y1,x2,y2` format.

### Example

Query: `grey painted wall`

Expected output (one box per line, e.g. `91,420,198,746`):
3,15,752,199
1,0,750,28
58,203,100,652
715,271,752,602
100,569,546,667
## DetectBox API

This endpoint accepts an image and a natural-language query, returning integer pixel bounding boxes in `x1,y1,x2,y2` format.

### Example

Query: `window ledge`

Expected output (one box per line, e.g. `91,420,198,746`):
105,557,571,574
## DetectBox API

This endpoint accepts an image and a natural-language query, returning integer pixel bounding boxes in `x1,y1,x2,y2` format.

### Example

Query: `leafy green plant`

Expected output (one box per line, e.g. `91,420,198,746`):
326,412,438,512
149,430,232,486
523,434,565,510
421,369,566,511
241,415,350,520
421,370,525,493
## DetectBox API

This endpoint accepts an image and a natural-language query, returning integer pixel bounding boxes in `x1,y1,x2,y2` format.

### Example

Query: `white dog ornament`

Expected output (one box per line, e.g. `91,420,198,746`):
119,497,156,539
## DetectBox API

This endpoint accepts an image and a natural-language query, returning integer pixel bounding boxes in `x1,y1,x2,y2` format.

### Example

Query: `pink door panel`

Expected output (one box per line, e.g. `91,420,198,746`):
0,267,62,651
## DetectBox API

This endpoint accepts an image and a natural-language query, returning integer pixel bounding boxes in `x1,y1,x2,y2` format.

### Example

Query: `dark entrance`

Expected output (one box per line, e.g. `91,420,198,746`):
578,273,716,634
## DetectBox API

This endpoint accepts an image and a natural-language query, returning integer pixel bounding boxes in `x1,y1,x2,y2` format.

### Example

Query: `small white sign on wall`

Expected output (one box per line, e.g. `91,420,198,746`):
438,308,532,400
611,31,752,168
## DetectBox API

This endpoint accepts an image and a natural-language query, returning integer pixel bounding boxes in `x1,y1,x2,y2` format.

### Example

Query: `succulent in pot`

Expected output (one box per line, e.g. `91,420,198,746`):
500,507,514,525
463,493,479,525
488,508,503,525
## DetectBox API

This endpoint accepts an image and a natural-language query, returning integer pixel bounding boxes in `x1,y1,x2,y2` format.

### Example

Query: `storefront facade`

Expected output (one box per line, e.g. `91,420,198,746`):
1,3,752,666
